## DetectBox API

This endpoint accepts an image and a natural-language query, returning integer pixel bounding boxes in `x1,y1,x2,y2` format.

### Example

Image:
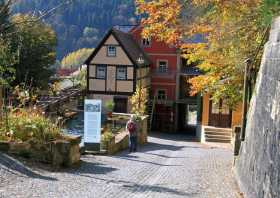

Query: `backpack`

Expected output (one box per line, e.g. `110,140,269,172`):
127,121,136,134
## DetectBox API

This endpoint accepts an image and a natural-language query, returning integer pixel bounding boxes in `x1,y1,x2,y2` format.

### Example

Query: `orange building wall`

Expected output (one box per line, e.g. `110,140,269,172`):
202,94,210,126
231,103,243,127
201,94,243,128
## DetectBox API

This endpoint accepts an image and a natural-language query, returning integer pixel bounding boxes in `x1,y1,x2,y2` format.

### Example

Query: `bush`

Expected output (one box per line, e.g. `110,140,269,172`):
101,130,114,150
0,108,62,143
104,100,115,112
102,130,114,143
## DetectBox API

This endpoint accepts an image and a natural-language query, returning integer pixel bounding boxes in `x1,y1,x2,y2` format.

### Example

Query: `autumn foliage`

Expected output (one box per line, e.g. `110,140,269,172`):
136,0,278,107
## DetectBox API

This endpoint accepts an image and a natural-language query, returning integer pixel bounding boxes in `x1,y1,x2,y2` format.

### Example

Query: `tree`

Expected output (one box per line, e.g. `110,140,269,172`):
130,85,148,116
136,0,280,107
0,0,15,86
0,39,15,85
0,0,13,35
13,0,137,59
75,67,86,89
61,48,93,70
260,0,280,25
11,14,57,88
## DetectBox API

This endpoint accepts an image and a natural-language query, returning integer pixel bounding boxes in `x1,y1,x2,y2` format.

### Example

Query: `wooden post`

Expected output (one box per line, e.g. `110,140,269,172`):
234,126,242,156
241,59,251,141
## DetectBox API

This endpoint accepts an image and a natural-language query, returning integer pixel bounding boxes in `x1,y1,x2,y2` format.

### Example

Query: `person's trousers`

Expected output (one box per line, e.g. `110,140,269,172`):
129,136,137,152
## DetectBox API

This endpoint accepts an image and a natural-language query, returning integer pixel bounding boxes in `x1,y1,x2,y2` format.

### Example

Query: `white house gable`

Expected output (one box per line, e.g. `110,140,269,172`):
90,34,133,66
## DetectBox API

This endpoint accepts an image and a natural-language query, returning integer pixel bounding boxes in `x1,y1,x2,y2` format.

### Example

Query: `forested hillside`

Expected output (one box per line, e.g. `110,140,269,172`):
13,0,137,59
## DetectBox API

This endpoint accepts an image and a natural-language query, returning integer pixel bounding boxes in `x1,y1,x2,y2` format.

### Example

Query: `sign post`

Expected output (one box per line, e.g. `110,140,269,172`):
84,99,102,151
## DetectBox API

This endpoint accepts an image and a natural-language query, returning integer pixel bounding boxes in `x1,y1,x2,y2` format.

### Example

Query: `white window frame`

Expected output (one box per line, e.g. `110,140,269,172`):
107,45,116,57
157,89,167,100
157,60,168,73
96,65,106,79
116,67,127,80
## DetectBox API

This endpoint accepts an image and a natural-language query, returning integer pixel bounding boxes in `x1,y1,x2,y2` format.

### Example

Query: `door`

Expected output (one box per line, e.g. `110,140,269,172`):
113,97,128,113
209,100,232,128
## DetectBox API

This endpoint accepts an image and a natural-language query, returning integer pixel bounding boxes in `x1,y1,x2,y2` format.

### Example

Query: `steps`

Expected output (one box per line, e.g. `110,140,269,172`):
203,127,232,143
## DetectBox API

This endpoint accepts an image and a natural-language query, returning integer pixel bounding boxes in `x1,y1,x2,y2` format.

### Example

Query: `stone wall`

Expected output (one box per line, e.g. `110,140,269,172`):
0,135,81,168
105,115,149,155
235,17,280,198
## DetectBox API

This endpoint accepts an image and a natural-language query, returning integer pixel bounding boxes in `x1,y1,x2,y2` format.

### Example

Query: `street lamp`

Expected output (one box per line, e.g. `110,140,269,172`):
137,54,145,66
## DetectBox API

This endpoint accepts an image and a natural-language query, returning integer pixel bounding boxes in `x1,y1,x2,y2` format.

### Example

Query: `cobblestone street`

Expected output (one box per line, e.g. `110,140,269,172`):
0,133,240,198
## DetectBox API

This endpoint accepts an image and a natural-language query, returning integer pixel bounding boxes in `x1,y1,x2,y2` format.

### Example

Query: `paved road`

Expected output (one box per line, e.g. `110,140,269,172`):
0,133,240,198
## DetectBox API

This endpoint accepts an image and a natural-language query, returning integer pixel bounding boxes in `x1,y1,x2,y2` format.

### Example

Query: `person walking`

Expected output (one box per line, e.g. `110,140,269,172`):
126,115,138,152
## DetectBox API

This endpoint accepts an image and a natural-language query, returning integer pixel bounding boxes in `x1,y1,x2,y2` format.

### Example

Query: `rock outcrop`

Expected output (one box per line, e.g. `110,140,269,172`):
235,17,280,198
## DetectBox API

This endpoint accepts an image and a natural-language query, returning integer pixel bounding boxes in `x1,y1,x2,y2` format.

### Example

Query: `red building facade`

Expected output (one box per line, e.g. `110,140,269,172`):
85,25,201,133
130,26,183,132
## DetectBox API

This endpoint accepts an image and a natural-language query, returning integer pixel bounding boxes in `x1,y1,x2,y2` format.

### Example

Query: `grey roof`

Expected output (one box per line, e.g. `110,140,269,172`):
85,28,151,67
112,28,151,67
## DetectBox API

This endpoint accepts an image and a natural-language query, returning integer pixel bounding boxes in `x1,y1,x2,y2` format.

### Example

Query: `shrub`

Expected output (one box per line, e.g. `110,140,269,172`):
102,130,114,143
101,130,114,150
0,108,62,143
104,100,115,112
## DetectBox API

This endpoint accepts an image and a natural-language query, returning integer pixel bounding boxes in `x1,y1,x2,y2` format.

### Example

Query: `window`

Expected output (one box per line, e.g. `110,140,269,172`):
116,67,127,80
142,38,151,47
96,66,106,79
158,61,168,73
107,45,116,57
157,90,166,100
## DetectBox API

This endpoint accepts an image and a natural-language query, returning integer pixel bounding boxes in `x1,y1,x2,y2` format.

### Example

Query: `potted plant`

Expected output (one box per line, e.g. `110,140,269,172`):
105,100,115,118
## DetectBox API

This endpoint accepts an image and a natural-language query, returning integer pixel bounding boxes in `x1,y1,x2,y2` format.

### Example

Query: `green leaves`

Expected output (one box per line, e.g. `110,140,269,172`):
0,39,16,86
11,14,57,88
259,0,280,26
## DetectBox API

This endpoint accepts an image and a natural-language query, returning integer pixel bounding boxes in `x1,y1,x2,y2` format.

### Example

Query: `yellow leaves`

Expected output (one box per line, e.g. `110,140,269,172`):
136,0,182,45
130,85,148,116
61,48,93,70
136,0,265,105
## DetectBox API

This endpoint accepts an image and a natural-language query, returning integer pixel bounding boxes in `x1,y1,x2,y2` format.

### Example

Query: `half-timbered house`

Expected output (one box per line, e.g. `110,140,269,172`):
85,26,243,142
85,28,151,113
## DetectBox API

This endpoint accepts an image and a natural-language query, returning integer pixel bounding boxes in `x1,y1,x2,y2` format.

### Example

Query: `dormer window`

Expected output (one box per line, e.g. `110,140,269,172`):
107,45,116,57
142,38,151,47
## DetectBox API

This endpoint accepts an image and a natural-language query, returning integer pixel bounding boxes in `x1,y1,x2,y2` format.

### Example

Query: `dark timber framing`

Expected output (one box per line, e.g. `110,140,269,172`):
85,28,151,96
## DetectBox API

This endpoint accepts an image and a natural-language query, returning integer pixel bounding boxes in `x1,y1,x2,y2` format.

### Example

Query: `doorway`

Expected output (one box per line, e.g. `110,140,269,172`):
113,97,128,113
208,100,232,128
178,103,197,135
